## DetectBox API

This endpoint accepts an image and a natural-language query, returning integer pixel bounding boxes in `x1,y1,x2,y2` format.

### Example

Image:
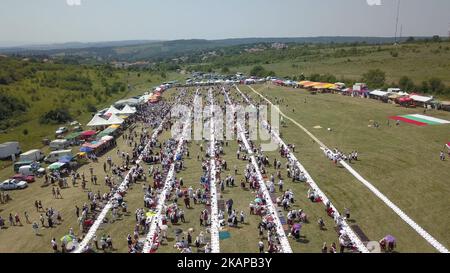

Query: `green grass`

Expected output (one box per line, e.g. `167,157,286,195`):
1,84,449,253
205,42,450,97
237,84,450,252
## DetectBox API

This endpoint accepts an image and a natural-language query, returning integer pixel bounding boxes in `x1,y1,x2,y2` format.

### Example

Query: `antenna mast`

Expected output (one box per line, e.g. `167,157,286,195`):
394,0,401,44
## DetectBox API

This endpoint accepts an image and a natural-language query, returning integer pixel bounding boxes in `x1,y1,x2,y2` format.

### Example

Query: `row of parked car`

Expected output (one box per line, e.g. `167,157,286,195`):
0,125,79,191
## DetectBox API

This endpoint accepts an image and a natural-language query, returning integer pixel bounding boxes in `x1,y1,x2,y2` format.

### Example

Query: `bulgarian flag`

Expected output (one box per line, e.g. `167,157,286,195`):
390,114,450,126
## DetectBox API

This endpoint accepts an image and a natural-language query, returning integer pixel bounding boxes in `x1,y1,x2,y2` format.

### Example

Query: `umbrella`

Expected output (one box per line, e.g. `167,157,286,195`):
174,228,183,235
80,146,93,153
48,162,65,171
293,223,302,230
254,198,262,203
146,211,156,218
60,234,75,243
81,130,97,137
58,155,73,163
384,235,396,243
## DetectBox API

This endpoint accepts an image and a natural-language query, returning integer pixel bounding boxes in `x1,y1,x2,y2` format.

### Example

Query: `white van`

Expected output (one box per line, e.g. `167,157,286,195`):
20,149,45,162
18,165,34,176
44,149,73,163
49,139,69,151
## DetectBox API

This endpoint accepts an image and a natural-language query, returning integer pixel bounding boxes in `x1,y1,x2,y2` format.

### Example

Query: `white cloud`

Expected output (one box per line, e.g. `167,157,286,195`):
66,0,82,6
366,0,382,6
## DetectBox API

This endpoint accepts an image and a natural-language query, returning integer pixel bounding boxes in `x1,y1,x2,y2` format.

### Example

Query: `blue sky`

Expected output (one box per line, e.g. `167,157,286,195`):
0,0,449,45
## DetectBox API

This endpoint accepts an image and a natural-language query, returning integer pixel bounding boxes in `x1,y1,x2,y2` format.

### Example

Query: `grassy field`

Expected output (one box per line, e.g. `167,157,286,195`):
237,84,450,252
206,41,450,96
1,83,449,253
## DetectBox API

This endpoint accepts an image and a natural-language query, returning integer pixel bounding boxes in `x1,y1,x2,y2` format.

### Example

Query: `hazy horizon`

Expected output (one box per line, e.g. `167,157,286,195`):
1,0,449,47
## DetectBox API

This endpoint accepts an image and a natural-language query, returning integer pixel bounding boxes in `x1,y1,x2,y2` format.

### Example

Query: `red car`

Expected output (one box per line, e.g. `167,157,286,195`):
11,174,35,183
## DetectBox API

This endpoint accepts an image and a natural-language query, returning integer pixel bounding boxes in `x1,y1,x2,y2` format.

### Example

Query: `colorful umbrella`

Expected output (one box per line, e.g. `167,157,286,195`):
174,228,183,235
146,211,157,218
60,234,75,243
384,235,396,243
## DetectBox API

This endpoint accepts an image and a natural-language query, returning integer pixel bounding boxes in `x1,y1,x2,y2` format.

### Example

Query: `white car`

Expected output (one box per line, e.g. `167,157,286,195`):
55,127,68,135
0,179,28,190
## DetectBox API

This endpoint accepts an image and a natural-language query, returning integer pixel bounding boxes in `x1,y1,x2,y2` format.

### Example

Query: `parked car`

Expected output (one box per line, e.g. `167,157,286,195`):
55,127,68,135
44,149,73,163
11,174,35,183
0,179,28,190
49,139,70,151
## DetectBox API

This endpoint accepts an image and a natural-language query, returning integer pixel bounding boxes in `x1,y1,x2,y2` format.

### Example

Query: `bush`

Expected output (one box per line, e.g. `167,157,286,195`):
428,78,446,94
398,76,416,91
0,94,28,122
362,69,386,89
250,65,272,77
86,103,97,113
390,51,399,57
40,108,72,124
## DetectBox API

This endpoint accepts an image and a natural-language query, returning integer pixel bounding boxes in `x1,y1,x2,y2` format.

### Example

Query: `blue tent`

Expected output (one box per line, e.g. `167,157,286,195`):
80,146,93,153
58,155,73,163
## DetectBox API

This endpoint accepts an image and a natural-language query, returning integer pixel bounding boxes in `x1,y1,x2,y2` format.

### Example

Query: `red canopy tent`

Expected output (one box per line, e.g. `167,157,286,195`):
446,142,450,149
397,97,413,106
80,130,97,140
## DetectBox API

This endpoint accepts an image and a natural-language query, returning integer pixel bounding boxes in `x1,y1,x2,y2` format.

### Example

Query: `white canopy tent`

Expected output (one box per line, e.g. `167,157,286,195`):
87,115,110,127
121,104,136,115
106,114,124,125
105,105,122,115
370,90,390,97
410,95,433,103
115,98,140,107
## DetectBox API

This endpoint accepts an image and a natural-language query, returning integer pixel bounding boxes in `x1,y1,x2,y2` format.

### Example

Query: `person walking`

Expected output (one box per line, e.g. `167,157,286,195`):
56,187,62,199
51,238,58,253
258,240,264,253
32,222,39,235
24,211,31,224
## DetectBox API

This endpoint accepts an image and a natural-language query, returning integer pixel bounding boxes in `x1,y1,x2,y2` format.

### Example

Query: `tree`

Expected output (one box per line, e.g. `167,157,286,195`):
398,76,415,91
362,69,386,89
40,108,72,124
406,37,415,43
420,81,429,93
432,35,441,43
221,67,230,74
86,103,97,113
250,65,267,77
428,78,445,94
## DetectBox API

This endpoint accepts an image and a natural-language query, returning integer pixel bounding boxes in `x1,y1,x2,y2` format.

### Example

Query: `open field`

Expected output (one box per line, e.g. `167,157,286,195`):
1,83,449,253
238,84,450,252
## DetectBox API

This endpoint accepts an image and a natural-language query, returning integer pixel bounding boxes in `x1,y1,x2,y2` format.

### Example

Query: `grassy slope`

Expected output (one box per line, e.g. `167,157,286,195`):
224,42,450,91
0,68,183,170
